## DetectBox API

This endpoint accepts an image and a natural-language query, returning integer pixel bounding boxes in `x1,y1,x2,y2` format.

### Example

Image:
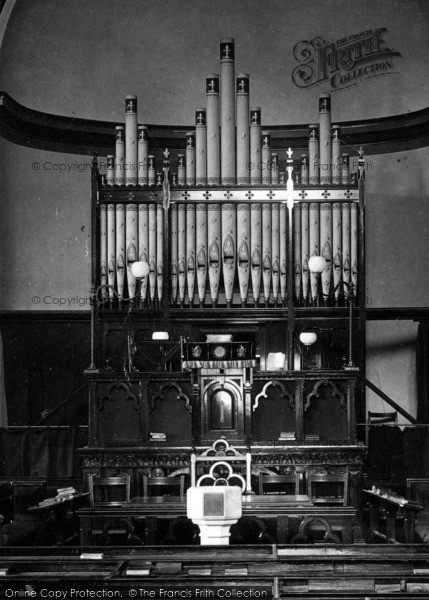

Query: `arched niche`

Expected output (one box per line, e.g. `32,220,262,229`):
303,379,347,442
252,380,295,443
149,382,192,444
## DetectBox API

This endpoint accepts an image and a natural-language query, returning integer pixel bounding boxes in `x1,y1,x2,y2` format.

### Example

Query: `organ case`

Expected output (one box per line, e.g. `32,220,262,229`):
82,38,367,505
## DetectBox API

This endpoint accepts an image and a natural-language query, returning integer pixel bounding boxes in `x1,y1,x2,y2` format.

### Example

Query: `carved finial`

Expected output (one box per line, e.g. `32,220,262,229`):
287,147,293,160
164,148,170,159
358,146,364,159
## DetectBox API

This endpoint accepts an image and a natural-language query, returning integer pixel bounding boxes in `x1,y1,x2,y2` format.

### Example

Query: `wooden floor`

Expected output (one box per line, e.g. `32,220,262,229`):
1,544,429,598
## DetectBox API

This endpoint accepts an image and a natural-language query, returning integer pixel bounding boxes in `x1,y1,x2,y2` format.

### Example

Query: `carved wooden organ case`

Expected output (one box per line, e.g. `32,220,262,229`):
82,39,367,498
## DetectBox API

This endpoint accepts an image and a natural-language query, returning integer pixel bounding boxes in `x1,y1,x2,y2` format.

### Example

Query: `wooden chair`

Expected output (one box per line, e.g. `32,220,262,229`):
306,472,349,506
143,475,185,497
191,439,252,494
88,474,130,507
258,473,300,495
366,411,398,445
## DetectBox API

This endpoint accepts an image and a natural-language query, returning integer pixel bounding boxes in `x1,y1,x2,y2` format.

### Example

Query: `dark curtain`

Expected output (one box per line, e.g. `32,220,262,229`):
367,425,403,481
368,426,429,482
0,427,88,478
417,322,429,423
403,426,429,478
0,332,7,426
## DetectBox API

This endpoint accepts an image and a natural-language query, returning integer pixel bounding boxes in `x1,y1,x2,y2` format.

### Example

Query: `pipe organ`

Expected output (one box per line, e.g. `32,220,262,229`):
98,40,362,310
85,38,366,521
99,193,359,308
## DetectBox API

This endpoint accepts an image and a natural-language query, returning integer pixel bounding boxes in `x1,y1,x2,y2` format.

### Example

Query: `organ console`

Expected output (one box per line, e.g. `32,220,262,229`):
82,38,367,532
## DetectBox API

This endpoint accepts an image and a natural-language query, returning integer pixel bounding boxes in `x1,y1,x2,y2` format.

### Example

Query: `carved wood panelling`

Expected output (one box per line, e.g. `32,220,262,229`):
253,379,295,412
149,382,192,413
304,379,346,411
98,381,140,413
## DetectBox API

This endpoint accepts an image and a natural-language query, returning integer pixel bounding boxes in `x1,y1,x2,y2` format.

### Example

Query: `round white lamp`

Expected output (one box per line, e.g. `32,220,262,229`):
130,261,149,278
299,331,317,346
308,255,327,273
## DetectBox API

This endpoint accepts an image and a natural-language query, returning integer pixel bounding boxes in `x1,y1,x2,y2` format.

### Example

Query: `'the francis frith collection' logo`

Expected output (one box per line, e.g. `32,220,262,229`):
292,28,400,91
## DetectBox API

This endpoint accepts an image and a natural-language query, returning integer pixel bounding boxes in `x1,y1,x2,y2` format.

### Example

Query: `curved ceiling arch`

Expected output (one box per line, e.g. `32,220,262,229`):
0,0,17,51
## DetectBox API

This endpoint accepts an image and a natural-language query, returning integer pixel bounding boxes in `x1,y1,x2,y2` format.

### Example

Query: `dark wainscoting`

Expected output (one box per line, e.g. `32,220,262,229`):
0,311,90,425
0,426,88,478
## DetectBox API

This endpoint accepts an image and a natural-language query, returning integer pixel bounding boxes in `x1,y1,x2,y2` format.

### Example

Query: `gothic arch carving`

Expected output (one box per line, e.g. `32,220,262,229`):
99,381,140,413
304,379,346,411
150,381,192,413
253,379,294,412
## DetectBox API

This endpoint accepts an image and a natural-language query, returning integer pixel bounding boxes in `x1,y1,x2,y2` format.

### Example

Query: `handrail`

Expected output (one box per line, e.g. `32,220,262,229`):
153,342,182,372
35,384,87,425
359,375,417,425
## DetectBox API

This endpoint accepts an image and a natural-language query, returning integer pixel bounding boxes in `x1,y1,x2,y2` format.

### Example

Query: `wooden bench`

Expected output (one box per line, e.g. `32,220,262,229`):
407,478,429,542
363,488,422,543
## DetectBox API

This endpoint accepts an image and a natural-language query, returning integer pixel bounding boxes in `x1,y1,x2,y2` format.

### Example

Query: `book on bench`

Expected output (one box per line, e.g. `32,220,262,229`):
126,561,152,576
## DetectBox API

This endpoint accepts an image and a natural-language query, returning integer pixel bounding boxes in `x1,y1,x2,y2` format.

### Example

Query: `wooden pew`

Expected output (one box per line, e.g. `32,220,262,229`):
1,545,429,596
363,488,422,543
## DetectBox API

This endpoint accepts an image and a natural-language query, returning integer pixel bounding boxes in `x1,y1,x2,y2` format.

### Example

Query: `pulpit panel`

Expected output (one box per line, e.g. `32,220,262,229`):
252,379,296,444
97,381,143,446
303,379,348,442
148,381,192,445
